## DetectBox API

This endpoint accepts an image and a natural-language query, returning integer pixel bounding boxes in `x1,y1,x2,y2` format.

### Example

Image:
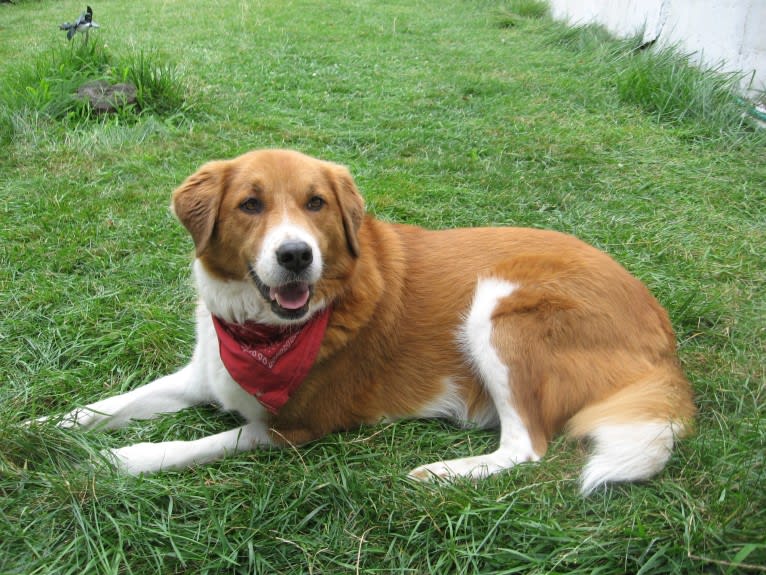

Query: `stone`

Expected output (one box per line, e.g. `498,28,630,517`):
76,80,138,114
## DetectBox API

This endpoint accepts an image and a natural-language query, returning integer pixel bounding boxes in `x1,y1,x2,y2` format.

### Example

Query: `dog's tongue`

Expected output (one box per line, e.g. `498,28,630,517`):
270,282,310,310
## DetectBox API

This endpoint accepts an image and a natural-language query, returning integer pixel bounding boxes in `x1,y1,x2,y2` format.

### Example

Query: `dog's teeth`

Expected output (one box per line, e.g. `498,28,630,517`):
269,283,310,310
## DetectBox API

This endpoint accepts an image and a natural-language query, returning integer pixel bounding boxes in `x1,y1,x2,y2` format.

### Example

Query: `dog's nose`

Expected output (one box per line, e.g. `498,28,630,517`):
276,241,313,274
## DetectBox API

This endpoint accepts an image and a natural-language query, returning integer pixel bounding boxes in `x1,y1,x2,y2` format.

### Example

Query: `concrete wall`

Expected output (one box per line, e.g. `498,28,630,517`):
549,0,766,97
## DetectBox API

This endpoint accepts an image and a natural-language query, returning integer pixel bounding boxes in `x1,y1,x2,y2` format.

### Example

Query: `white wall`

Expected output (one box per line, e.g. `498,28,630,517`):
549,0,766,97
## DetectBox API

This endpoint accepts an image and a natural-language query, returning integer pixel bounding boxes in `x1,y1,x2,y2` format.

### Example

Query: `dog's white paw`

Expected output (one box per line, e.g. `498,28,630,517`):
409,450,536,482
27,409,99,429
408,459,498,482
408,461,459,482
103,442,180,475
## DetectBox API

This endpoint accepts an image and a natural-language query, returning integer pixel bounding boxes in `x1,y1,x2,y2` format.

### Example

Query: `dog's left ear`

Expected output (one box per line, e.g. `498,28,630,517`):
323,162,365,257
171,160,229,256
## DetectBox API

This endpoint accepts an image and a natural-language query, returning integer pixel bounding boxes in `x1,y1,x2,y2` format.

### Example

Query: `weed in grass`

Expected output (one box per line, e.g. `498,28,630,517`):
123,49,190,117
0,37,191,135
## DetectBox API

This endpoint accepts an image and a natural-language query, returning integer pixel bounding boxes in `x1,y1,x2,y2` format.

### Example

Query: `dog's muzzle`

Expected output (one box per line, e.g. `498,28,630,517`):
249,241,317,320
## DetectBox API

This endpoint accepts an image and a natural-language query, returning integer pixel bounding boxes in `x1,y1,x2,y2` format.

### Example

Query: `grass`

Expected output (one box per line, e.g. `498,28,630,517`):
494,0,549,27
0,34,191,137
614,45,756,139
1,1,765,573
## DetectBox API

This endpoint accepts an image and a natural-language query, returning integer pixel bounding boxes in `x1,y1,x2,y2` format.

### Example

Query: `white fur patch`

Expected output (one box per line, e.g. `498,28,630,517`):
409,278,539,482
194,259,269,324
415,377,469,421
460,279,517,389
415,377,498,429
580,421,679,495
462,279,537,458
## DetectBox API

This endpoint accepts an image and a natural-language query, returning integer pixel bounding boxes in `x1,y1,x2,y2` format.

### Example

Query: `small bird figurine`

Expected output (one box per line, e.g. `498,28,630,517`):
59,6,100,41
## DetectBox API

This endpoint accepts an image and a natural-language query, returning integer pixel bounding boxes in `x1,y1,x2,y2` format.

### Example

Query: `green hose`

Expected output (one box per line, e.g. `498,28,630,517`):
737,97,766,123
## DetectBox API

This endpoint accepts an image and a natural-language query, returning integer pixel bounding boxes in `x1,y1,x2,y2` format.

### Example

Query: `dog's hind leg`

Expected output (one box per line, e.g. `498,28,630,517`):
47,363,211,431
408,278,542,481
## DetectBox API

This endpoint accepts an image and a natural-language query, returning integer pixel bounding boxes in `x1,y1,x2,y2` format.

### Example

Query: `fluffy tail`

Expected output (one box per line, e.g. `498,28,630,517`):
567,369,695,495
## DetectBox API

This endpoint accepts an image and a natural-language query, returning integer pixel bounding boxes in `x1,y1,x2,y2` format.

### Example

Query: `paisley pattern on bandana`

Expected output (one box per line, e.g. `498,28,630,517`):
212,307,332,413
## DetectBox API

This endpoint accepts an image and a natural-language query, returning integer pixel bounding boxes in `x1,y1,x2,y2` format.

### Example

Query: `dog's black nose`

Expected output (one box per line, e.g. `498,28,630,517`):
276,241,313,274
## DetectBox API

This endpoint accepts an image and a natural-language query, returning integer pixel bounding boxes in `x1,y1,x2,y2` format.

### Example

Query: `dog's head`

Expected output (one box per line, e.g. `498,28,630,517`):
172,149,364,323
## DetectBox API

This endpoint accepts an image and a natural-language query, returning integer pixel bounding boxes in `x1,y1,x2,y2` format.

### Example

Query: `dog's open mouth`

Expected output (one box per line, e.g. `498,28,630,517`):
269,282,311,311
249,267,313,319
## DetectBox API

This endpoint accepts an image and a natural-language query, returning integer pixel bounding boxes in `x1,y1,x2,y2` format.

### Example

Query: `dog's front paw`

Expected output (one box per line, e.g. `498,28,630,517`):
103,442,180,475
28,408,101,429
24,410,85,429
408,449,540,483
408,453,524,482
408,461,462,482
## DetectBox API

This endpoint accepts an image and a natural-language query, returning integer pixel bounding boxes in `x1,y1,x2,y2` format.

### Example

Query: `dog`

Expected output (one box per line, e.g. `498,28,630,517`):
44,149,696,494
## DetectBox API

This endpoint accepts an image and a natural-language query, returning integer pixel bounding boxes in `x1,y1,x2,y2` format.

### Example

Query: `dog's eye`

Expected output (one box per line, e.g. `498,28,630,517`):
306,196,325,212
240,198,264,214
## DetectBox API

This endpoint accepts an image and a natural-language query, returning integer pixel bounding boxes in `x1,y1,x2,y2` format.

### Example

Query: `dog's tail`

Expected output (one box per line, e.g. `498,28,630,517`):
566,367,695,495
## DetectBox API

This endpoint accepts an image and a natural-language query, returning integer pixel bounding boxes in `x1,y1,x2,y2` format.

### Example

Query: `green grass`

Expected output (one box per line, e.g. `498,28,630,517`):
1,1,765,573
494,0,549,27
615,46,755,139
0,34,191,137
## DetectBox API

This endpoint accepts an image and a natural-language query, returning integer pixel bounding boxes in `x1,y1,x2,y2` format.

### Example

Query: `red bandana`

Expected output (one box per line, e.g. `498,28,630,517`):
212,307,332,414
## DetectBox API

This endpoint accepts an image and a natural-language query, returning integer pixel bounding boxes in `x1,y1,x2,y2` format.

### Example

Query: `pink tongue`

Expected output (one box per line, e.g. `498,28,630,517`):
270,283,310,310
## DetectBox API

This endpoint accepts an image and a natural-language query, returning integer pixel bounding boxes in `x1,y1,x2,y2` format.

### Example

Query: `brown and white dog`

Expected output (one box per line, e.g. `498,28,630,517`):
48,149,695,494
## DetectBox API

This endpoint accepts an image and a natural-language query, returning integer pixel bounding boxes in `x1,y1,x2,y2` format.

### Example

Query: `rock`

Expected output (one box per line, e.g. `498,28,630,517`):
76,80,138,114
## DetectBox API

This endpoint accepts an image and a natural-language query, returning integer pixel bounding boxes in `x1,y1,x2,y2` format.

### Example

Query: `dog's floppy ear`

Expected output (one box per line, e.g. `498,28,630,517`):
323,162,365,257
171,160,229,256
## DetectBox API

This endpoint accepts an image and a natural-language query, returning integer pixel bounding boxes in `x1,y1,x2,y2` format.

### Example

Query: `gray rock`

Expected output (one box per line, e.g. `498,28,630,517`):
76,80,138,114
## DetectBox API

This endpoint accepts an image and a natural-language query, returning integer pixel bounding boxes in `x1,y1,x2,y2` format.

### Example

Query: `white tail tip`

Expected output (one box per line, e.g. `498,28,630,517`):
580,422,681,495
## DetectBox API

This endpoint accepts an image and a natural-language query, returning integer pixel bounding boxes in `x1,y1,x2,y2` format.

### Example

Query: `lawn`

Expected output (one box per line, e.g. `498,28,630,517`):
1,1,764,573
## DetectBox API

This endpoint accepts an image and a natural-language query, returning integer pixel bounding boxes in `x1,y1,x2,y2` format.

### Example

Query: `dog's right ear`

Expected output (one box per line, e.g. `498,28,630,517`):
171,161,229,256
